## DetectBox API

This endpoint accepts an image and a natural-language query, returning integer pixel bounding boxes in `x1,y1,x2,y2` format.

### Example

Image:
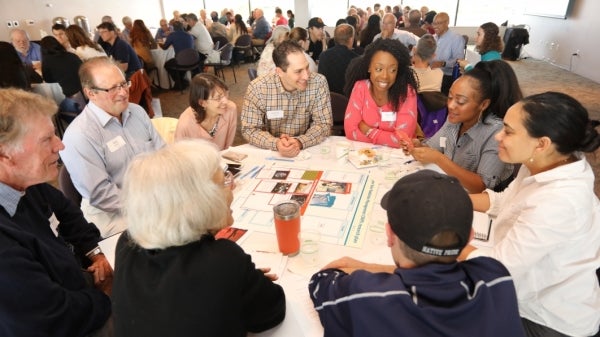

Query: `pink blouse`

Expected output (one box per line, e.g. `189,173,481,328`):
174,101,237,150
344,80,418,148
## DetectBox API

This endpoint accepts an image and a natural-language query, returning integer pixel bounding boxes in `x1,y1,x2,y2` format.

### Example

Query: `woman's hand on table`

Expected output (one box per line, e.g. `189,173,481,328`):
410,146,443,165
400,137,421,155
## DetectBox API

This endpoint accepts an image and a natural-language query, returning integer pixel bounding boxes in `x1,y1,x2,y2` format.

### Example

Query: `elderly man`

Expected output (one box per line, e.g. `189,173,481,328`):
96,21,141,80
0,88,112,336
241,40,332,158
60,57,164,238
200,9,212,28
154,19,172,41
186,13,219,63
251,8,271,47
374,13,419,49
318,24,359,95
10,28,41,69
430,12,465,95
121,16,133,43
400,9,428,37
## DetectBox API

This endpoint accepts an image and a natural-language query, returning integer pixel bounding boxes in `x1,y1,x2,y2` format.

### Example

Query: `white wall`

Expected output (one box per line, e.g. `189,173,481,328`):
512,0,600,82
0,0,162,41
1,0,599,83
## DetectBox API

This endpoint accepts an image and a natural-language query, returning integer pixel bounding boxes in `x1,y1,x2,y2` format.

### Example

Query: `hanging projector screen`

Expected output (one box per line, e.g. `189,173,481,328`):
525,0,573,19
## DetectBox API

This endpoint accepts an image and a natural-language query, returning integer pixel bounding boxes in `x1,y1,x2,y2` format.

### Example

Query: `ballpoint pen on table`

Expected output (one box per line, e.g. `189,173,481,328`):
239,166,259,179
265,156,295,162
249,165,265,179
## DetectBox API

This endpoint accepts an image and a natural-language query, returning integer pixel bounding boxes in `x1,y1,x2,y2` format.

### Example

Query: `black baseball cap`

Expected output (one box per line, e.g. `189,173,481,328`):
308,17,325,28
380,170,473,256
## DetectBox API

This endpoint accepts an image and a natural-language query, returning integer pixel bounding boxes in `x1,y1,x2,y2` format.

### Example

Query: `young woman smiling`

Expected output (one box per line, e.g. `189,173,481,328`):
409,60,521,192
344,38,418,148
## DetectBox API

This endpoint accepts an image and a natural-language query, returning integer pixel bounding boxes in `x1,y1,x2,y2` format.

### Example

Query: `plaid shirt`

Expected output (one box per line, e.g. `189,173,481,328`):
241,72,332,151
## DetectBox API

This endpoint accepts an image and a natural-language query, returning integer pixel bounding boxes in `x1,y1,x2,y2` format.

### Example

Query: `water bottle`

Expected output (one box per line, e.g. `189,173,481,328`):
452,60,461,80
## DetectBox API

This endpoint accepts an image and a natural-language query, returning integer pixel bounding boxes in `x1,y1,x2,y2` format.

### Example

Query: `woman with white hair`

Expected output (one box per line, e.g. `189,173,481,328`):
256,25,290,76
113,139,286,336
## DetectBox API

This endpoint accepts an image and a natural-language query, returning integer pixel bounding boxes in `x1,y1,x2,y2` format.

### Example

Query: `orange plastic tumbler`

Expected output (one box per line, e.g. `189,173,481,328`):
273,200,301,256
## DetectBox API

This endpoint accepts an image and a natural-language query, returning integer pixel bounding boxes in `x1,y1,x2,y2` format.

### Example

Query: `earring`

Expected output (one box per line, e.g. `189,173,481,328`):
528,156,534,163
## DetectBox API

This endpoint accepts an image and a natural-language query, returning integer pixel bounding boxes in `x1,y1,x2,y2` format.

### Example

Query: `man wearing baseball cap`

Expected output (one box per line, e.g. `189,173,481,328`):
307,17,327,61
309,170,525,336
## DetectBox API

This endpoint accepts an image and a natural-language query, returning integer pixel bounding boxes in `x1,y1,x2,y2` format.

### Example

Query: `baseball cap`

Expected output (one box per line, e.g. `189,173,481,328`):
308,17,325,29
380,170,473,256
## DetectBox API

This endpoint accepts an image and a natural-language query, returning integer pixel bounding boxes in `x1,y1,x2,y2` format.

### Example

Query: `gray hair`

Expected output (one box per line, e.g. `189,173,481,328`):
121,139,229,249
415,34,437,61
268,25,291,46
0,89,56,152
78,56,124,90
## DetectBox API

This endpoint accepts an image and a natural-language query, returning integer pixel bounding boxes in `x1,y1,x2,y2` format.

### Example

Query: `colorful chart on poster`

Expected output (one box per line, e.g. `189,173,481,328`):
231,166,377,248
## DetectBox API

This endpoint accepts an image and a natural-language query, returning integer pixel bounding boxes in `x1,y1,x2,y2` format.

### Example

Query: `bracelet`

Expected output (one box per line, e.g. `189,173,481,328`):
365,128,374,137
86,246,103,258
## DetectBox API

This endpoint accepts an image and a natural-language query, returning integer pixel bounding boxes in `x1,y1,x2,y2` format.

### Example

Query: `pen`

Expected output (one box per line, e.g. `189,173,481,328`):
239,166,259,179
250,165,265,179
403,159,416,165
265,157,295,162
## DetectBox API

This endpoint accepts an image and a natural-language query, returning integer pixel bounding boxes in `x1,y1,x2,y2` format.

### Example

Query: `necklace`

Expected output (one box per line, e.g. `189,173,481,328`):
203,115,220,138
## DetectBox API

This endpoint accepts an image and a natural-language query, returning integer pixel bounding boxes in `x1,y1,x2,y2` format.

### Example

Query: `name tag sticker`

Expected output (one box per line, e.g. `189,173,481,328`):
107,136,126,153
381,111,396,122
440,137,447,149
267,110,284,119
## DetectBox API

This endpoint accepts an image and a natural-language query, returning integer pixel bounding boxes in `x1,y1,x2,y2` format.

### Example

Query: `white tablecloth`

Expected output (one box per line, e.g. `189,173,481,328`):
150,48,175,89
99,137,485,337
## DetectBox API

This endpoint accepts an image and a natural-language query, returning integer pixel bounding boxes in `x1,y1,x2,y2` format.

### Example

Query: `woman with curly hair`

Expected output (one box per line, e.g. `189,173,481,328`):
358,14,381,49
130,19,158,69
65,25,106,61
343,38,418,148
459,22,503,72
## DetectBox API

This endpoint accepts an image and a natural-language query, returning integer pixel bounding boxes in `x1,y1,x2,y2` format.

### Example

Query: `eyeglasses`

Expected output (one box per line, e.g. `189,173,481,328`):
223,168,234,189
92,81,131,95
207,91,229,102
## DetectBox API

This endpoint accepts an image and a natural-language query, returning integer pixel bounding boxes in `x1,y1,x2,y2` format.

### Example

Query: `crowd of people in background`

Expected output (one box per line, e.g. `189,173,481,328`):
0,2,599,337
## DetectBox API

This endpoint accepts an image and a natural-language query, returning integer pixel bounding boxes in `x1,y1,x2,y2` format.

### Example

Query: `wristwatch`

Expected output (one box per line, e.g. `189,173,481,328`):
86,246,103,259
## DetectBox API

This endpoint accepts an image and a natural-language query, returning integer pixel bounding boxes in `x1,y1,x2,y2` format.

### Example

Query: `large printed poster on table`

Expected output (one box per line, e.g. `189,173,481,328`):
230,166,377,248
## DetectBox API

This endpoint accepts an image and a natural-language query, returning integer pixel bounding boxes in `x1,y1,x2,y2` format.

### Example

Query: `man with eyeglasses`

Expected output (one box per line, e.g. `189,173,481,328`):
373,13,420,50
430,12,465,95
60,57,165,238
96,21,141,80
